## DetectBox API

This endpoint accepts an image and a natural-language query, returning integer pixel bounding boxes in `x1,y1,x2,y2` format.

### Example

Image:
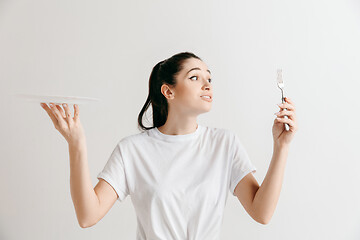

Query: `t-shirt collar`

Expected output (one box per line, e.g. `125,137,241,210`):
150,124,202,142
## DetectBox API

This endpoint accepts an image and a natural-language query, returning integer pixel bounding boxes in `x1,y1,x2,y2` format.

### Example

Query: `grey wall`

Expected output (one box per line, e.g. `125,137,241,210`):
1,0,359,239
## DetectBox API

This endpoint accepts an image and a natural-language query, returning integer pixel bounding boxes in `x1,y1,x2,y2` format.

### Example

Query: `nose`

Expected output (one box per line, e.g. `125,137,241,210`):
203,83,211,91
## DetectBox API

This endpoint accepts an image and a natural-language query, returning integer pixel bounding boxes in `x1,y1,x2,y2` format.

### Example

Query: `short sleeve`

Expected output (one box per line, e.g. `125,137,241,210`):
97,142,129,202
229,132,257,196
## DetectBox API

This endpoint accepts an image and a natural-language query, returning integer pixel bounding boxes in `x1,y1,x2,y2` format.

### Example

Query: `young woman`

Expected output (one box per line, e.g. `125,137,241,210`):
40,51,298,239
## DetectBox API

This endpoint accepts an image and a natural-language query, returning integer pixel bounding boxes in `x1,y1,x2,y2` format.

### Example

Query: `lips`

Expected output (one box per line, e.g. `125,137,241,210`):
200,95,212,102
200,94,212,99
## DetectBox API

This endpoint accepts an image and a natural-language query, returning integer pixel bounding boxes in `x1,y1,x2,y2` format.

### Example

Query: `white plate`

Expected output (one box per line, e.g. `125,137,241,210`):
13,94,101,105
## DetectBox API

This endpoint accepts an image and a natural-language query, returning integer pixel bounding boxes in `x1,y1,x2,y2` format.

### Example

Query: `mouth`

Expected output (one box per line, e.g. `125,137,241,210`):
200,95,212,102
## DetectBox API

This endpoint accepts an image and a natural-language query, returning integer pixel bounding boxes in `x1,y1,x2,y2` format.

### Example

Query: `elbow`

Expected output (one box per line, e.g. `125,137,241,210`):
80,223,88,229
257,218,270,225
253,216,267,225
252,210,271,225
252,206,273,225
256,214,272,225
80,222,94,229
79,219,97,229
80,222,89,228
79,221,89,228
81,222,97,228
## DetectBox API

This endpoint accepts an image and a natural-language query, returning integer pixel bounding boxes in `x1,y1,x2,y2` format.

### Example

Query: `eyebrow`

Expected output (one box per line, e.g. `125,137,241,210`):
186,67,211,75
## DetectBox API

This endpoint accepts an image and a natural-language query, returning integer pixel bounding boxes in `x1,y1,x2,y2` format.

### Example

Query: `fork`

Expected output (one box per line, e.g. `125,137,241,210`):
276,69,290,131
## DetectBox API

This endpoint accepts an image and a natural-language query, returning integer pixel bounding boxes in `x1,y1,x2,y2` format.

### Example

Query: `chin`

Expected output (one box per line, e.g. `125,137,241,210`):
200,105,212,113
188,101,212,115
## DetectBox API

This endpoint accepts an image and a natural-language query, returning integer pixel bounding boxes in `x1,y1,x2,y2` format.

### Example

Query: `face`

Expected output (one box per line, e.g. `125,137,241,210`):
161,58,213,116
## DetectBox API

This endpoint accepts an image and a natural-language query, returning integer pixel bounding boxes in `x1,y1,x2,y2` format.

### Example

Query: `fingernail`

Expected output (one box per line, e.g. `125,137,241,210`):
49,103,53,107
63,103,67,107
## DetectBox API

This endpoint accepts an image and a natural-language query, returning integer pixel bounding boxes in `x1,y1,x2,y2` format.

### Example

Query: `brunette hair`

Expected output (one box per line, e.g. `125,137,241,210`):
137,52,202,131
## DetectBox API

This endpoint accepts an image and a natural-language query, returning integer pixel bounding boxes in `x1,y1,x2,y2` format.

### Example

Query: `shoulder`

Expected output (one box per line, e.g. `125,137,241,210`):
117,130,150,147
202,125,236,144
204,126,247,149
205,125,234,136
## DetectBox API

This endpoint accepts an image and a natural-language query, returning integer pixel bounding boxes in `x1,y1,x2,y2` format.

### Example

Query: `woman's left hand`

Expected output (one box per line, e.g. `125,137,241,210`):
272,97,298,147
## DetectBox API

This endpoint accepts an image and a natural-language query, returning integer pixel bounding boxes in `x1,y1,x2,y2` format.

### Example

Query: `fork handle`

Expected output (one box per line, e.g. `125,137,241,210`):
283,109,290,131
281,97,290,131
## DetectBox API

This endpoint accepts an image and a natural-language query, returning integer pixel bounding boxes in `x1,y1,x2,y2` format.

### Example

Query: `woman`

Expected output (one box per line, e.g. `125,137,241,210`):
40,51,298,239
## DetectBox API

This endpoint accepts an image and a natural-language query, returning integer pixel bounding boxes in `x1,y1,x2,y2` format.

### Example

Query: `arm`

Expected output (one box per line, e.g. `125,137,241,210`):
234,144,289,225
40,103,106,228
69,140,100,228
251,144,289,224
236,97,296,224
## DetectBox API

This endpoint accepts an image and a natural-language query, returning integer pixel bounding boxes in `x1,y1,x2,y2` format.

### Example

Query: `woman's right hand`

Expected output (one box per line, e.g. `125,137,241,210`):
41,102,86,145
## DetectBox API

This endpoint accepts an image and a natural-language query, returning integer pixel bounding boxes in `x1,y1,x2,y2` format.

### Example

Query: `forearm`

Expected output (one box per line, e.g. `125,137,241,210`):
252,144,289,224
69,140,100,228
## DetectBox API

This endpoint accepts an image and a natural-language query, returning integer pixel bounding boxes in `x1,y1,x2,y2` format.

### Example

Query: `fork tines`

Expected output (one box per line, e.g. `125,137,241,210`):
277,69,283,84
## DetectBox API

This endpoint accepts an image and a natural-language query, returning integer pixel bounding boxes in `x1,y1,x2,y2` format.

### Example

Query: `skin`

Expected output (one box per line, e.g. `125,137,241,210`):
40,58,298,226
158,59,299,225
235,97,298,224
40,102,85,145
157,57,213,135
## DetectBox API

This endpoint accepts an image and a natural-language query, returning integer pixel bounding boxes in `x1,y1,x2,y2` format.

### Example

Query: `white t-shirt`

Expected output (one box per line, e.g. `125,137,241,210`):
97,124,257,240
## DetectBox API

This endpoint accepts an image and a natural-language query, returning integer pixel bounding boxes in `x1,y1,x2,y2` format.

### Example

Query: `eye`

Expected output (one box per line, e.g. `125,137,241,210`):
190,76,212,83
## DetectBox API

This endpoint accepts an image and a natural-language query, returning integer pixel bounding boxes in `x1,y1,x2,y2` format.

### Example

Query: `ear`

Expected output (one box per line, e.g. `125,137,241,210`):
161,84,175,100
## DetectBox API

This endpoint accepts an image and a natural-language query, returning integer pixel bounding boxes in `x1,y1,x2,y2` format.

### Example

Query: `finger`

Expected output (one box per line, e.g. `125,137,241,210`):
284,97,296,109
275,117,297,131
41,102,59,126
50,103,61,119
281,99,297,120
277,102,295,111
50,103,67,127
284,97,295,106
62,103,74,123
275,109,296,120
56,105,66,118
73,104,80,121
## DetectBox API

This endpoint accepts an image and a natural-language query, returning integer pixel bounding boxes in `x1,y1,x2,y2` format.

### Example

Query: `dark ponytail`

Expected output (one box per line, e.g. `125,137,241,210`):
137,52,202,132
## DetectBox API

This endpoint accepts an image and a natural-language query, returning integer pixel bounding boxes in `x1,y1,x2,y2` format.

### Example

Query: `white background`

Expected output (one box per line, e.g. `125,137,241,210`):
1,0,359,239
